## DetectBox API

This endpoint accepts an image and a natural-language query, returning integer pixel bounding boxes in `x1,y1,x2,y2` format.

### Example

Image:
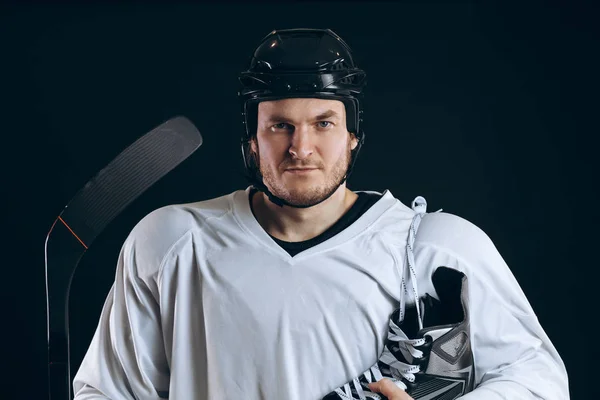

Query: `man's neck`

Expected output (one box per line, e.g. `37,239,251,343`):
251,186,359,242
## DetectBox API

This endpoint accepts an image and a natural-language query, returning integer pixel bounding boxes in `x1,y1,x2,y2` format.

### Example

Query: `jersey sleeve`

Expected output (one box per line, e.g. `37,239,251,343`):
72,206,189,399
414,212,569,400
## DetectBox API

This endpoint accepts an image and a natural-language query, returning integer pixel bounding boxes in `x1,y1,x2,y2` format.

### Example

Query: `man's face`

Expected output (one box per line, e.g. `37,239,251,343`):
251,98,358,207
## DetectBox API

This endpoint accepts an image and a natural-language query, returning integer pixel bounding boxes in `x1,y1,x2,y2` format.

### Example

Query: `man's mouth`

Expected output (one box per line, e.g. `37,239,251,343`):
285,168,319,173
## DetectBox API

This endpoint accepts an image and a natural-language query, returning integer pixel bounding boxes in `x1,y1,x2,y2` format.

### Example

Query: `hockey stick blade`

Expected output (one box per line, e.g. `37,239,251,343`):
45,116,202,399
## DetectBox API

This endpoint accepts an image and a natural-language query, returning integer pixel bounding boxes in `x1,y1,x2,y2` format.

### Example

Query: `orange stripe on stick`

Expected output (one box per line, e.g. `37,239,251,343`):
58,216,88,249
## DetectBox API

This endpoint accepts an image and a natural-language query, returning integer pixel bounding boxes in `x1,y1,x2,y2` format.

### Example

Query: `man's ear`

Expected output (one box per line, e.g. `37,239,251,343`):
349,133,359,150
248,137,260,166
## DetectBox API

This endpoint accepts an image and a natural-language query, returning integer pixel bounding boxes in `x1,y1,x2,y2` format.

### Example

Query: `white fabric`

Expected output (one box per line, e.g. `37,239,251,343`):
72,187,569,399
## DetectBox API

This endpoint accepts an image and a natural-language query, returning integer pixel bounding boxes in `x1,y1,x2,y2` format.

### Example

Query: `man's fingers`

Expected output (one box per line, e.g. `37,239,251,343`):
368,379,413,400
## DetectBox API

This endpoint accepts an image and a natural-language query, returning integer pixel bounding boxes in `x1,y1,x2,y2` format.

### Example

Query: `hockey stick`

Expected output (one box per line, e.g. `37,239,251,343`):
45,116,203,399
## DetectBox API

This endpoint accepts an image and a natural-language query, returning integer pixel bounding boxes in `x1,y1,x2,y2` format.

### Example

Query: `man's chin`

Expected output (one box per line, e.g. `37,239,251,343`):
279,178,319,193
273,185,341,208
281,196,327,208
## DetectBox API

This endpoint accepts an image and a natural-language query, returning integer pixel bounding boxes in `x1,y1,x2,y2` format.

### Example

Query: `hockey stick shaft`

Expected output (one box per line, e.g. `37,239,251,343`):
45,116,202,399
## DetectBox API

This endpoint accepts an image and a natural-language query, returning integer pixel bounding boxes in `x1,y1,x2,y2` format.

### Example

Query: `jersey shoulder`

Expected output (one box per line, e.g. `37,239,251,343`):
121,190,239,278
415,211,497,258
414,208,537,318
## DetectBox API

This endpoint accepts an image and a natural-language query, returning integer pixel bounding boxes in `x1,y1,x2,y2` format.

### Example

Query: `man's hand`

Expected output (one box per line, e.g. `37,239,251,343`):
367,379,414,400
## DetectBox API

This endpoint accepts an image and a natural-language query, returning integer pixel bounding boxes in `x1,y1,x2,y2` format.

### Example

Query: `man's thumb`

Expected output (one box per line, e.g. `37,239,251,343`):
368,378,410,400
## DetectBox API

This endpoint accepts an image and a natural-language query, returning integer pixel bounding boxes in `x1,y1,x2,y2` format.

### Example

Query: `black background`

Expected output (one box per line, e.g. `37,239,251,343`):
1,1,597,399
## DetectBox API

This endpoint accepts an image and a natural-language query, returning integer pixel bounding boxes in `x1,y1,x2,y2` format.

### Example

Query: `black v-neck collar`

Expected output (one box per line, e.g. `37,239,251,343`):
249,188,382,257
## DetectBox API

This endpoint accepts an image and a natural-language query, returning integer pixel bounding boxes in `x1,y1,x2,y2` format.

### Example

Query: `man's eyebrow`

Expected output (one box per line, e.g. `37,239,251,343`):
265,114,294,123
265,109,341,123
313,109,341,120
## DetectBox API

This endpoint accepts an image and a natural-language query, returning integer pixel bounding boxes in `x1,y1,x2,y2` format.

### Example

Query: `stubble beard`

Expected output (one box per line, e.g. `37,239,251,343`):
254,143,353,208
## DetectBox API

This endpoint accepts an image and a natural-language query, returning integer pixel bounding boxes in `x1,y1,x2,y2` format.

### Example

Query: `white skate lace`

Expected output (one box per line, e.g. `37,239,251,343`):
402,195,428,330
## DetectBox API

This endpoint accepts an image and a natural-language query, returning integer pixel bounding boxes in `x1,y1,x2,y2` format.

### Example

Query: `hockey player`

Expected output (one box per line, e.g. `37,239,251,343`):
72,29,569,400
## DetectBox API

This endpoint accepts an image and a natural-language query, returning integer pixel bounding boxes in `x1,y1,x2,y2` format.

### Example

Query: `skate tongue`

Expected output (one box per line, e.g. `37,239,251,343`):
420,293,443,329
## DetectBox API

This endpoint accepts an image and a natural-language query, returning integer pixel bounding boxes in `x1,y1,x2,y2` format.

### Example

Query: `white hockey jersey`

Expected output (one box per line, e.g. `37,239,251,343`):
72,187,569,399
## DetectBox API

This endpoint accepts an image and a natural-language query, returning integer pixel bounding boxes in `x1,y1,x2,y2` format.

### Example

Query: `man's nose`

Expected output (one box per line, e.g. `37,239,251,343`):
288,126,314,160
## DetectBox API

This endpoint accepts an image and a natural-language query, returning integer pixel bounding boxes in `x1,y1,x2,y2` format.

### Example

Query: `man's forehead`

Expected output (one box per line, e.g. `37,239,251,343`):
258,98,345,117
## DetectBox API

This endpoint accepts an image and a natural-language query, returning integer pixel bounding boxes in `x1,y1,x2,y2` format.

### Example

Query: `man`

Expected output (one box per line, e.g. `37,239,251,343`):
72,29,569,399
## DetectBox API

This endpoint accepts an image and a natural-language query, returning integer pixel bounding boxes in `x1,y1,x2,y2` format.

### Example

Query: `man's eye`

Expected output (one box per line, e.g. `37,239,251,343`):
272,123,290,130
317,121,332,128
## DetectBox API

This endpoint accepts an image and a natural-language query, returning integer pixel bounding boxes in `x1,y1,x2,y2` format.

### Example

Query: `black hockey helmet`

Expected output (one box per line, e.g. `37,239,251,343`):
238,28,367,207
